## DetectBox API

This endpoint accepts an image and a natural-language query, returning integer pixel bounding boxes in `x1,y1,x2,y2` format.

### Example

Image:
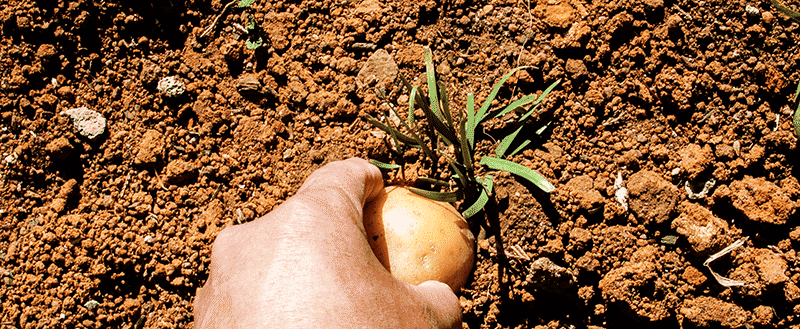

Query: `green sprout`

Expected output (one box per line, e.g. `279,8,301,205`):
366,46,559,275
237,0,256,8
245,37,263,50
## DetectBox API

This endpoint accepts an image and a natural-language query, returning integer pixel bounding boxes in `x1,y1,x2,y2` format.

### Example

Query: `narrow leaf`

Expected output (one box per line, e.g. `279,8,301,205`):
418,95,457,146
458,118,473,174
441,151,468,190
772,0,800,22
463,175,494,219
535,121,552,135
475,66,529,123
480,156,555,193
496,125,524,158
519,80,560,122
438,81,453,129
407,187,461,203
424,47,441,119
417,177,451,187
408,86,418,127
509,139,531,157
364,114,418,145
466,93,477,148
369,159,401,169
494,94,539,119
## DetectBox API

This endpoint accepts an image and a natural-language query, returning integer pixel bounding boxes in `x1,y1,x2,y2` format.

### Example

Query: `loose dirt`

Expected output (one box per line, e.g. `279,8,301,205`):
2,0,800,327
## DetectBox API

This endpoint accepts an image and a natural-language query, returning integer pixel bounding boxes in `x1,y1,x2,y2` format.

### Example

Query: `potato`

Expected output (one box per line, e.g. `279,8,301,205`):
363,186,475,292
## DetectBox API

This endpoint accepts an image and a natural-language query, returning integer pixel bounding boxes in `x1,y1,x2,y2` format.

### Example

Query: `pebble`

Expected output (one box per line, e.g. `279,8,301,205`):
356,49,398,88
61,107,106,140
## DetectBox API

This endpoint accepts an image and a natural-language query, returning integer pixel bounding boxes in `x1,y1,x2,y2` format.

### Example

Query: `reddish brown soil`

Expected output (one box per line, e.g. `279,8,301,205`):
2,0,800,328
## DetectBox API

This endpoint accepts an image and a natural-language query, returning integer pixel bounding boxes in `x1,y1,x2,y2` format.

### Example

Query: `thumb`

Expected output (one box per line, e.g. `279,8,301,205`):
411,281,462,329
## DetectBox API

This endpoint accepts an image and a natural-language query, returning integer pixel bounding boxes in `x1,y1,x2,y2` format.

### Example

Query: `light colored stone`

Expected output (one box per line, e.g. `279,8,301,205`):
61,107,106,140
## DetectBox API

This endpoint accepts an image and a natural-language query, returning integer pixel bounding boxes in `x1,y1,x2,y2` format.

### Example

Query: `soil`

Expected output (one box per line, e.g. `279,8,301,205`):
2,0,800,328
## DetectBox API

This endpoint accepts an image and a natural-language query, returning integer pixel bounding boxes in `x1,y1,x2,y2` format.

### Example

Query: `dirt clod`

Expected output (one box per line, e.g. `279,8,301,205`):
627,170,680,225
723,176,795,225
672,201,733,256
680,296,749,328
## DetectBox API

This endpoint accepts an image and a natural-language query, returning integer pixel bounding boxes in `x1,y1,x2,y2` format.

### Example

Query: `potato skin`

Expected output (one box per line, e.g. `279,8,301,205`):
363,186,475,292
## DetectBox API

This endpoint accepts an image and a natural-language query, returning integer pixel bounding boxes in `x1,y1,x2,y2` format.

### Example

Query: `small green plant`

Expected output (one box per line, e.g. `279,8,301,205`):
237,0,256,8
366,46,559,274
245,37,263,50
237,1,262,50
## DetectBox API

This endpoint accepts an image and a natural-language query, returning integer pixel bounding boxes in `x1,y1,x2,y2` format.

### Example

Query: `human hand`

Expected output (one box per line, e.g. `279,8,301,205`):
193,158,462,328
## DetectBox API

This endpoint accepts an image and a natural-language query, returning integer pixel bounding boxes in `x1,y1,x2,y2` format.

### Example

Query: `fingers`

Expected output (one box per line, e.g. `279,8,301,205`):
293,158,384,222
411,281,462,329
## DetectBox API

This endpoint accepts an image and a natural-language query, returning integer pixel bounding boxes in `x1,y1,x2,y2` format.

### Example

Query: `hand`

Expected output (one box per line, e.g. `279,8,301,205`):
193,158,462,328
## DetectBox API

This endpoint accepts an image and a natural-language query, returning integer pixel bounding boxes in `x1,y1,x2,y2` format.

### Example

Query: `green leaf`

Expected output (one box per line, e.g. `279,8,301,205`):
364,114,418,145
458,118,473,174
535,121,552,135
369,159,401,169
407,187,461,203
480,156,555,193
466,93,476,148
475,66,529,123
463,175,494,219
496,125,524,158
245,15,256,30
795,81,800,101
417,177,451,187
408,86,418,127
238,0,256,8
519,80,560,122
440,151,468,190
424,47,442,120
245,37,263,49
494,94,539,119
438,81,453,129
773,0,800,22
418,93,457,147
794,101,800,138
509,139,531,157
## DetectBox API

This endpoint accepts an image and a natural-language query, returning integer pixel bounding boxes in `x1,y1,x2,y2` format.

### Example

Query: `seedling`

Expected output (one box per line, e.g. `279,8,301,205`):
237,0,256,8
366,47,559,282
237,1,263,49
368,47,558,217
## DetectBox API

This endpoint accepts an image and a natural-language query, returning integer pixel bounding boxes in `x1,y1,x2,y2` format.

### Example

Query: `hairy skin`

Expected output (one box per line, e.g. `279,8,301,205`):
193,158,461,328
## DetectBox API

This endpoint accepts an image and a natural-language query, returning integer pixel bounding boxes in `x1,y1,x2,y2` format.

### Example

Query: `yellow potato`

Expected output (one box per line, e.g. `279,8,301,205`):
363,186,475,292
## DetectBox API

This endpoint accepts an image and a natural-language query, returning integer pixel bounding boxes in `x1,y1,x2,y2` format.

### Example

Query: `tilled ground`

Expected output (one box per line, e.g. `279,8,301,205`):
2,0,800,327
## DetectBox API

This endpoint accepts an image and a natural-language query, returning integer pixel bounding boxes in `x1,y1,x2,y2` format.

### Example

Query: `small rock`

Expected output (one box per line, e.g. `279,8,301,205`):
680,296,749,328
236,75,262,96
61,107,106,140
727,176,795,225
762,11,775,24
45,137,73,160
627,170,680,225
526,257,576,293
671,201,732,255
164,159,197,185
565,58,588,80
754,248,789,285
157,76,185,97
563,175,604,213
356,49,398,88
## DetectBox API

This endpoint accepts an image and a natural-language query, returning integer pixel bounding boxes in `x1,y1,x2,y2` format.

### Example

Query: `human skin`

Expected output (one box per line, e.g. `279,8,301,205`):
193,158,462,328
